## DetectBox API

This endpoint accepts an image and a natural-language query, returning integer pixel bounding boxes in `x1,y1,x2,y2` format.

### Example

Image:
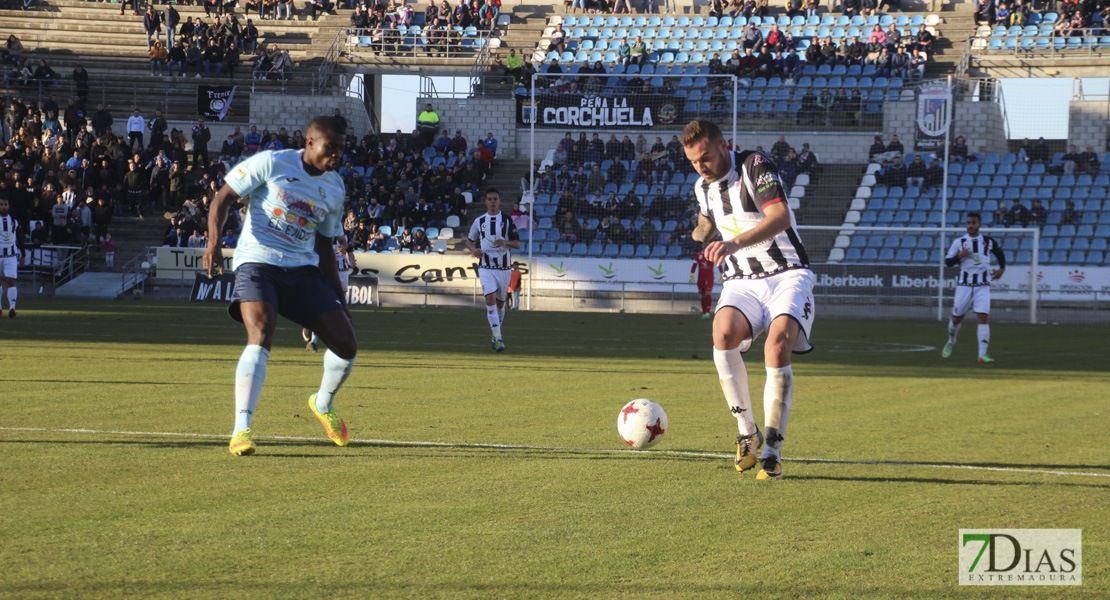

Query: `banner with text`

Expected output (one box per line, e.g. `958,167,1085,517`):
189,273,237,302
157,247,235,280
517,93,678,129
158,248,1110,302
914,79,952,152
197,86,237,121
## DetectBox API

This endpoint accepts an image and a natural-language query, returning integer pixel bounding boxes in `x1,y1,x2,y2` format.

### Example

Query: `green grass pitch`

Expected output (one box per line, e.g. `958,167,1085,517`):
0,299,1106,599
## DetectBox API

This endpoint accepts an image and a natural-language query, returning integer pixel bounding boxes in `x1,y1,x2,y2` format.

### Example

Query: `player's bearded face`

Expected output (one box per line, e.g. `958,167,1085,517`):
683,137,730,182
966,218,980,236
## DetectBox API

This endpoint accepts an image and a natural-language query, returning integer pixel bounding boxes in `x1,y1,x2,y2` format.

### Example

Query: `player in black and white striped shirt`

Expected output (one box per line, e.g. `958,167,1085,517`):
942,212,1006,363
683,119,815,481
0,198,24,318
466,188,520,352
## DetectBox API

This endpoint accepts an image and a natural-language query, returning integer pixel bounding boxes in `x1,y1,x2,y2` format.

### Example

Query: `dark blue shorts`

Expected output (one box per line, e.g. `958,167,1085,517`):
229,263,344,327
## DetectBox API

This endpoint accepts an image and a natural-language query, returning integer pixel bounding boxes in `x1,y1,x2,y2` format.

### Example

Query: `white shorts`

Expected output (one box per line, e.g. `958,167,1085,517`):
479,268,510,301
952,285,990,317
0,256,18,279
716,269,815,354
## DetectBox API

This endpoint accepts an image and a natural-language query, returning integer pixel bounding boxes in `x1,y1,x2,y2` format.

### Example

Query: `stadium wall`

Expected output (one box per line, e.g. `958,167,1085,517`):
1068,101,1109,151
883,98,1005,154
417,96,519,157
250,93,372,137
508,0,966,13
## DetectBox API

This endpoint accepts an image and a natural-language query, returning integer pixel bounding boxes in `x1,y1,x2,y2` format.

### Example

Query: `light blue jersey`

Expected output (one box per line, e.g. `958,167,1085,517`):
226,149,346,270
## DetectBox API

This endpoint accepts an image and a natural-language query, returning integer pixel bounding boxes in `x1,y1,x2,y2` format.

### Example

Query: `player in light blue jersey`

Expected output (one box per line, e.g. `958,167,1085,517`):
203,116,357,456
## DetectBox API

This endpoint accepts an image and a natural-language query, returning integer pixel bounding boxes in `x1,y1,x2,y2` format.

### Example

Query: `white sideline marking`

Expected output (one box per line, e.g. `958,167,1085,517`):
824,339,937,353
2,426,1107,480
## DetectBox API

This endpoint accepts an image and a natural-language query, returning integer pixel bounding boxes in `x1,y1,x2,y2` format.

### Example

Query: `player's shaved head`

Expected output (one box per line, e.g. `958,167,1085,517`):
307,116,345,140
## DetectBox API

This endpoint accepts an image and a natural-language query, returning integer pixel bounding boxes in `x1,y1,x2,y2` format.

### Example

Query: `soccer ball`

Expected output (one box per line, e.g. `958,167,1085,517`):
617,399,668,449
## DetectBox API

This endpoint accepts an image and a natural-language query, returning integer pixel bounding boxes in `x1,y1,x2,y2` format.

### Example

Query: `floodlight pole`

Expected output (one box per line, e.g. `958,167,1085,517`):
937,75,954,321
527,71,536,311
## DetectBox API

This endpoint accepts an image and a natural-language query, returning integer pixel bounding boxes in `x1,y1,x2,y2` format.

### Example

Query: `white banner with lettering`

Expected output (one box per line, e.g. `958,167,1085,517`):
154,247,1110,301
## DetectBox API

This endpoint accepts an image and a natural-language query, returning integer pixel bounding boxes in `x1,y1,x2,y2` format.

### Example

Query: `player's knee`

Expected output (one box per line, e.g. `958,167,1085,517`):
712,320,745,350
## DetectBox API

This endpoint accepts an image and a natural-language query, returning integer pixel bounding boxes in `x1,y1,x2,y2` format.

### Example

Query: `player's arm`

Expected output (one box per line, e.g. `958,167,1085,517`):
944,239,963,267
705,202,791,265
315,232,349,318
990,241,1006,280
691,213,717,243
202,184,241,276
465,220,483,258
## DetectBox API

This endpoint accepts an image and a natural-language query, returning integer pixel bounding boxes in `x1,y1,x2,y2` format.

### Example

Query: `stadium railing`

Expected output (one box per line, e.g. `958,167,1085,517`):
966,26,1110,59
341,26,497,62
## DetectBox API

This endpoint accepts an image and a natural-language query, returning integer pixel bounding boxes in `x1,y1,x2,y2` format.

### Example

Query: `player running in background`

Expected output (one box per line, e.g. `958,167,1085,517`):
466,188,520,352
303,234,356,352
942,212,1005,363
682,119,815,481
203,116,357,456
0,198,23,318
689,249,722,320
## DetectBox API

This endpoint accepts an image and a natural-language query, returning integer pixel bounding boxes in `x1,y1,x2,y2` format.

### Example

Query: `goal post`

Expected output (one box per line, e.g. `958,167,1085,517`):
808,224,1040,323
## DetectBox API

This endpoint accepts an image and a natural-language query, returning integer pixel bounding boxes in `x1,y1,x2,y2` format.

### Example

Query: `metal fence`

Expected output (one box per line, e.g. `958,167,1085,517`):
341,27,497,62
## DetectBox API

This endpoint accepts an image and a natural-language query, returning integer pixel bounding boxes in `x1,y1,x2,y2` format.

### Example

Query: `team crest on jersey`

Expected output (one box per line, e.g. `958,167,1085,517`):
319,187,327,200
752,154,765,165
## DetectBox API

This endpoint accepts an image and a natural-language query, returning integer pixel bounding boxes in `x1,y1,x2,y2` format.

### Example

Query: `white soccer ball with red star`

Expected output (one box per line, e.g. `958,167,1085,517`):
617,399,668,449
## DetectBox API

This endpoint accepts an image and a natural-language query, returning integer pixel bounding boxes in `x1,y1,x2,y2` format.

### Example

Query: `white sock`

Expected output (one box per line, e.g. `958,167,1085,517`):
486,305,502,340
6,286,15,311
948,321,961,344
315,350,356,414
762,365,794,460
310,332,319,345
978,324,990,357
497,303,505,325
233,345,270,434
713,348,756,436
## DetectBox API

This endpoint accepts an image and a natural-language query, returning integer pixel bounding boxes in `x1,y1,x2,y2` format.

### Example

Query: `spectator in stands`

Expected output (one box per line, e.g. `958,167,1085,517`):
149,41,170,77
144,6,162,51
449,129,467,155
1061,200,1081,225
868,135,886,162
909,48,927,79
311,0,336,20
1029,137,1049,164
202,38,224,77
629,36,648,66
890,45,911,78
949,135,969,164
1078,145,1101,175
974,0,994,26
1062,144,1082,175
1030,199,1047,227
924,157,944,191
741,23,763,50
1009,202,1032,227
883,155,907,187
191,118,211,170
906,154,927,188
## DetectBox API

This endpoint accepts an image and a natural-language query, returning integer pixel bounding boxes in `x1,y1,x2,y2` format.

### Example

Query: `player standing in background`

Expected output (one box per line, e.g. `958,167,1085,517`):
682,119,815,481
303,234,356,352
689,249,721,320
0,198,24,318
203,116,357,457
942,212,1005,363
466,188,520,352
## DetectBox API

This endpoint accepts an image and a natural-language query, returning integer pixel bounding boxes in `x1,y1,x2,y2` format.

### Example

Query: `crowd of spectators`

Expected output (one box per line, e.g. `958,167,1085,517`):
352,0,502,55
532,132,817,256
974,0,1110,36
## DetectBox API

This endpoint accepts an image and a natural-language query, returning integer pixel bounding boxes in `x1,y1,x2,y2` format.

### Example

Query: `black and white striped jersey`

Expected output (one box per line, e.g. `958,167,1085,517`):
693,150,809,281
945,234,1006,287
468,211,520,270
0,214,21,258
